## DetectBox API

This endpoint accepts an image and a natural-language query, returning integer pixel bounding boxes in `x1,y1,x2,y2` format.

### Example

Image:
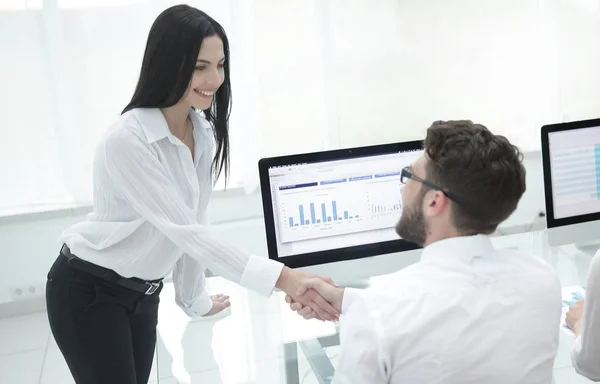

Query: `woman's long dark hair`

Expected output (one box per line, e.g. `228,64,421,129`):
123,4,231,184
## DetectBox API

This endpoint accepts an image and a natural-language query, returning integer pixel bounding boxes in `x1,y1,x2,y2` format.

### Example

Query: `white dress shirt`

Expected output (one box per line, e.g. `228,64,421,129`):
59,108,284,316
571,249,600,381
334,235,561,384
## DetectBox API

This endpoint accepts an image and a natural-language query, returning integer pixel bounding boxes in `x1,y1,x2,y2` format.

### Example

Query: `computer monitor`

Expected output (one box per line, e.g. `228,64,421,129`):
541,118,600,253
258,141,424,286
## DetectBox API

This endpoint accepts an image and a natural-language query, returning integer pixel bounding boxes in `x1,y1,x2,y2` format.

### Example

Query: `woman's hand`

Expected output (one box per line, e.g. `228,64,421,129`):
276,267,340,321
202,294,231,317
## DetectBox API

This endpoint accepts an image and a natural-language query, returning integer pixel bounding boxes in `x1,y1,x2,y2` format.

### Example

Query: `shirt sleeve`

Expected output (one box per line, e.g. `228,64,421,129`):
99,128,283,297
173,253,213,316
332,294,389,384
173,211,211,317
572,251,600,381
340,287,363,315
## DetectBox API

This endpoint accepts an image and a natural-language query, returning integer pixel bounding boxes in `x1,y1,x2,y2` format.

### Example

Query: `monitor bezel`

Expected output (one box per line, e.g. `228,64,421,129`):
541,118,600,228
258,141,423,268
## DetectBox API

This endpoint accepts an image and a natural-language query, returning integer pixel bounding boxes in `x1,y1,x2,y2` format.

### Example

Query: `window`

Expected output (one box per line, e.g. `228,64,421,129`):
2,0,600,214
0,0,42,10
58,0,148,8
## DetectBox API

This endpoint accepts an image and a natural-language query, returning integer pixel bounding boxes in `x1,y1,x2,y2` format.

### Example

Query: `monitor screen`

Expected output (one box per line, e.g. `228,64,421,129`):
547,125,600,220
259,144,423,266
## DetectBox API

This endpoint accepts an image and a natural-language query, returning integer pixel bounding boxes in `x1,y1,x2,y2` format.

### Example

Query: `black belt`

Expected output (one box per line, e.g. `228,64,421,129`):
60,244,162,295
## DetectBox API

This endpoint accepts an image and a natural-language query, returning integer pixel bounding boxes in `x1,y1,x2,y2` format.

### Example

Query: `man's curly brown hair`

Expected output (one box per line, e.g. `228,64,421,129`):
423,120,526,234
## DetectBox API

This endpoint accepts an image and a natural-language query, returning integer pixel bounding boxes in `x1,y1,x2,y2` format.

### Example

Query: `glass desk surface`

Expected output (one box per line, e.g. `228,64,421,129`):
151,231,595,383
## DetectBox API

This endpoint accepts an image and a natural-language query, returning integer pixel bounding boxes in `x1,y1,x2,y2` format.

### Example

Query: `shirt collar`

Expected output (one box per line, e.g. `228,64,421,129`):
420,234,495,264
131,108,171,144
189,110,211,139
132,107,210,144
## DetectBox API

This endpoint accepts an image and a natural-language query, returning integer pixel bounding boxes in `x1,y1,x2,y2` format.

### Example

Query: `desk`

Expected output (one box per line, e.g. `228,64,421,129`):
150,230,595,383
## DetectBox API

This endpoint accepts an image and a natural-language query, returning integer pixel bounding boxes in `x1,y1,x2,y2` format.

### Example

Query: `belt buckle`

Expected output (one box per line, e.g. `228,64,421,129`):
145,282,160,295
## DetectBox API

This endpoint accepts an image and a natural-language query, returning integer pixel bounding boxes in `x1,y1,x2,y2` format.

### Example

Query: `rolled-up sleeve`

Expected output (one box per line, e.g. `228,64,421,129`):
99,129,283,297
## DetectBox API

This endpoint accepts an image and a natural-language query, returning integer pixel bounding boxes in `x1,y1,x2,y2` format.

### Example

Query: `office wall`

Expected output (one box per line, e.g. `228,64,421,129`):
0,151,546,316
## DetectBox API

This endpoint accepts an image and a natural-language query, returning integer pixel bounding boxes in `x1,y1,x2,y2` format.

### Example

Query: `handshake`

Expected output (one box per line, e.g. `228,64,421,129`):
276,266,345,321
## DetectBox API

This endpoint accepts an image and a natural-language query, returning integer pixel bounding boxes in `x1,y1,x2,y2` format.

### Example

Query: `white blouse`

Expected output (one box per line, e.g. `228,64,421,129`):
59,108,284,316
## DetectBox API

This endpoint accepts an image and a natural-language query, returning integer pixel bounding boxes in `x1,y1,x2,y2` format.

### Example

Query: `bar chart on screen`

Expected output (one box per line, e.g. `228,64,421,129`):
551,144,600,209
286,200,360,227
277,172,402,243
278,188,367,243
366,181,401,220
368,202,401,217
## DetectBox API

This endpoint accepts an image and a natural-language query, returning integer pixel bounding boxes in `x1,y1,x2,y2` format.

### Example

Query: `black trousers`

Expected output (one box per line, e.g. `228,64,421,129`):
46,253,162,384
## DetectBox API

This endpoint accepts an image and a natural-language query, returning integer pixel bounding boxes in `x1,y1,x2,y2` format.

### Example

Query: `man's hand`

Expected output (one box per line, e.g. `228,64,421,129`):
286,295,320,320
286,278,345,320
276,267,340,321
566,300,584,336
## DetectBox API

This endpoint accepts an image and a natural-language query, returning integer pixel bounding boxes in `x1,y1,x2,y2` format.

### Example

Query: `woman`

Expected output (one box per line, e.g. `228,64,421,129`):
45,5,338,384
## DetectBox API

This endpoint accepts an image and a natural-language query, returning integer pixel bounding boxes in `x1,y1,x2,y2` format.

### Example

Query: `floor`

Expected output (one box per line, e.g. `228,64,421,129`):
0,278,334,384
0,302,596,383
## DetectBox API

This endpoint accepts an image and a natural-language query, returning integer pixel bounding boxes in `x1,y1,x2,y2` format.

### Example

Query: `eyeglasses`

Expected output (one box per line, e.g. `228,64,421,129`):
400,166,462,203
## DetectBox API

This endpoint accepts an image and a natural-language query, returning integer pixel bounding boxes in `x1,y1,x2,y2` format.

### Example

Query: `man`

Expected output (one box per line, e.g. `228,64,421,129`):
289,121,561,383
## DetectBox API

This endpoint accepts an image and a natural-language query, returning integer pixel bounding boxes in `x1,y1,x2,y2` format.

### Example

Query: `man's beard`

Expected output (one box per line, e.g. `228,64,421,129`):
395,196,427,247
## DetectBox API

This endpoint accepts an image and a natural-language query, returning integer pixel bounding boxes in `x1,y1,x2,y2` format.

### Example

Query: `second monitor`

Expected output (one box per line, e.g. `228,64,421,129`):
542,117,600,252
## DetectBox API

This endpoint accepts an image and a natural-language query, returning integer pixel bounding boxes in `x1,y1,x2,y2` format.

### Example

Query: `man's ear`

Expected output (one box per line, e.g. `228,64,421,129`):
425,190,449,215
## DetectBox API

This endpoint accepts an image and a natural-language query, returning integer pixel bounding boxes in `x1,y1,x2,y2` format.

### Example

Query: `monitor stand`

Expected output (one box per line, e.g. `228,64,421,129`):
546,224,600,258
575,241,600,257
336,277,372,290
